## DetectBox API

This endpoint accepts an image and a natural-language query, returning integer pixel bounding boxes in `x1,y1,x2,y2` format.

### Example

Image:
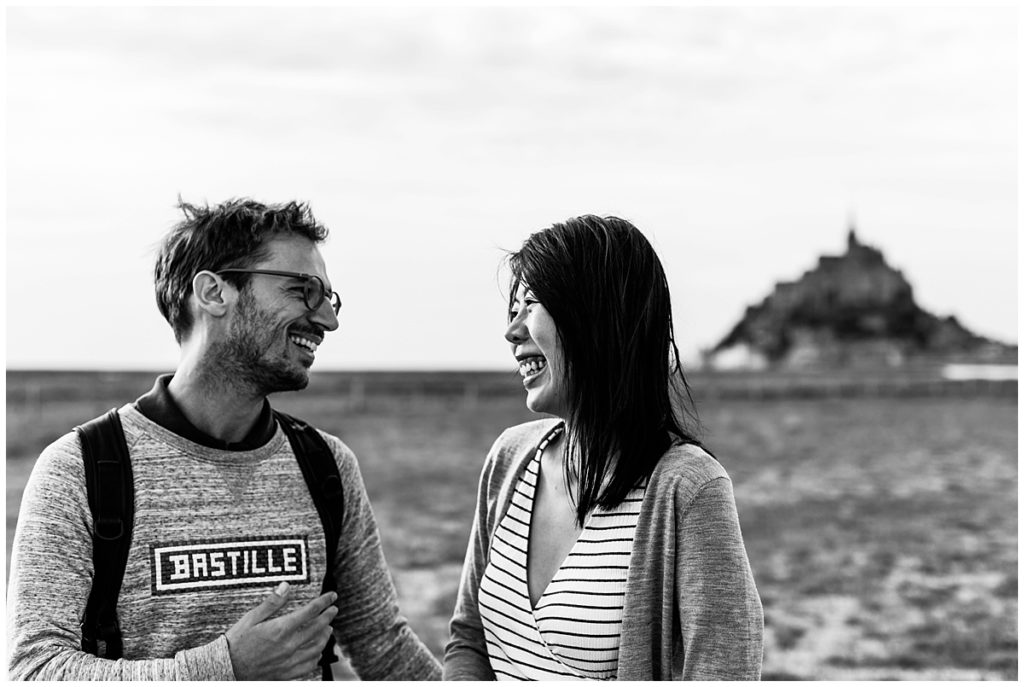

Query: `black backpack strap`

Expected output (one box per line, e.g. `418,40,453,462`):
274,411,345,681
75,408,134,660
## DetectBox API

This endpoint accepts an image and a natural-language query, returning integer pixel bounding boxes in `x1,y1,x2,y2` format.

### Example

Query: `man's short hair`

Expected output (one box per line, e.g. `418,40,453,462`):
154,197,329,342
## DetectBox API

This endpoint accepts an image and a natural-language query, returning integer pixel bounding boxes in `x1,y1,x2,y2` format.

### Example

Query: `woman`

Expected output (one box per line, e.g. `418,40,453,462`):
444,215,763,680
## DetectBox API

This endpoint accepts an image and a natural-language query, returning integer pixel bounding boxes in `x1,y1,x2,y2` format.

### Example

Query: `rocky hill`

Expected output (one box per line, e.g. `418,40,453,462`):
707,227,1015,369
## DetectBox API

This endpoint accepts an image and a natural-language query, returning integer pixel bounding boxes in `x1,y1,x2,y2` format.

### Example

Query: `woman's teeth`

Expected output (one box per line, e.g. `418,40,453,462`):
518,356,547,377
290,335,318,352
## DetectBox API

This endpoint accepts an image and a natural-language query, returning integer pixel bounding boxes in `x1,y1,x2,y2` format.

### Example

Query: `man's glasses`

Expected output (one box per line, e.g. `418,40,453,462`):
216,269,342,315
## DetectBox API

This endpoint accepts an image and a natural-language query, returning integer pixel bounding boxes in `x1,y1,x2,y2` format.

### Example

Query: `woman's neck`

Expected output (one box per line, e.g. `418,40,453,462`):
554,421,621,496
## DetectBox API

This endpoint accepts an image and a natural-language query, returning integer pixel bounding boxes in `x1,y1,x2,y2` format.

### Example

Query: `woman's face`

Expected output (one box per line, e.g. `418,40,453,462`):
504,282,569,418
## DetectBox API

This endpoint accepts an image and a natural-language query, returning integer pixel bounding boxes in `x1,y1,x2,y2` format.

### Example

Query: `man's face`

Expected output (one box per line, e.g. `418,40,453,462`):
214,235,339,395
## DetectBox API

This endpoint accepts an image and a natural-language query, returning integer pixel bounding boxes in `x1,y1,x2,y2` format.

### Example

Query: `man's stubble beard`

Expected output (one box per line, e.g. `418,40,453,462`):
206,288,310,397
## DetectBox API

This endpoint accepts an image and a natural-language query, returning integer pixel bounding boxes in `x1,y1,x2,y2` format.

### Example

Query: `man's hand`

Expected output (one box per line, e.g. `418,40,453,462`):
224,582,339,680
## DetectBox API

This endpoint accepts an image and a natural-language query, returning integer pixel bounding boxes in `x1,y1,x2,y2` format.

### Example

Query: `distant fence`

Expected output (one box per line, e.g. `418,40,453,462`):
690,375,1016,401
6,370,1016,416
285,369,1020,404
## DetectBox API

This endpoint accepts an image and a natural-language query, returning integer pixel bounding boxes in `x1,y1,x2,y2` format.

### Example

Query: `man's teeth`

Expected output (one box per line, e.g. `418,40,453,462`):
518,356,547,377
290,335,318,352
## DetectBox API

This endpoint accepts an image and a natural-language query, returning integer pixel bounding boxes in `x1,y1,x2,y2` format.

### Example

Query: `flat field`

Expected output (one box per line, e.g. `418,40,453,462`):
5,370,1018,679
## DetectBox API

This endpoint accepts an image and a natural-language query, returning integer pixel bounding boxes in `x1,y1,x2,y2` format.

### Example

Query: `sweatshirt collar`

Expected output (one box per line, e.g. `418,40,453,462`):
133,374,276,451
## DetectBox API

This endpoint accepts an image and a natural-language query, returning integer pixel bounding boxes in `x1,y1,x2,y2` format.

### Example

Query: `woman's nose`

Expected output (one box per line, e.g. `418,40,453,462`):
505,315,526,344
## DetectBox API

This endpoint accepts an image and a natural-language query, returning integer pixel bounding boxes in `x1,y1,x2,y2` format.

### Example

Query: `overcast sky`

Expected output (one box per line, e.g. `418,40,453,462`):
5,5,1018,371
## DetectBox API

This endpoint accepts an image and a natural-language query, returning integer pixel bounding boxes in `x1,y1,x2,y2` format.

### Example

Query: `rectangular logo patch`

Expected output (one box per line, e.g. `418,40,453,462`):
151,537,310,595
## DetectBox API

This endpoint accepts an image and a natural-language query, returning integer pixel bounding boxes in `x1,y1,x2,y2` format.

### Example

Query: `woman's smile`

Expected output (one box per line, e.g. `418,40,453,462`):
518,355,548,384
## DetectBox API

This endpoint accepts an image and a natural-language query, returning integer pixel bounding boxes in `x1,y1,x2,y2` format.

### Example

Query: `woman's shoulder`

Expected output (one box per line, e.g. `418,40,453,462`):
648,441,730,496
481,418,560,481
493,417,561,451
471,418,560,513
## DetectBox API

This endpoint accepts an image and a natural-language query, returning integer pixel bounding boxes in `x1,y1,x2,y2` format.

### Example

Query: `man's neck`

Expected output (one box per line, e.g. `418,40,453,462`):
167,364,266,445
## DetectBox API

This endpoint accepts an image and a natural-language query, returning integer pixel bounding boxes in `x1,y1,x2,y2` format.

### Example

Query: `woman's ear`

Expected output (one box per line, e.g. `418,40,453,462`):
191,270,232,319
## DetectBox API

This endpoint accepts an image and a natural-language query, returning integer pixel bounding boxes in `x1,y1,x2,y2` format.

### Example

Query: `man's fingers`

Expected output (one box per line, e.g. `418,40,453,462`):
297,605,339,643
279,590,338,627
244,581,292,625
296,627,335,654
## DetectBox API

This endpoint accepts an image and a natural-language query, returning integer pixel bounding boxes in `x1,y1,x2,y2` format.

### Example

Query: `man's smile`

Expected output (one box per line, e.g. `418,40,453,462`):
289,334,319,353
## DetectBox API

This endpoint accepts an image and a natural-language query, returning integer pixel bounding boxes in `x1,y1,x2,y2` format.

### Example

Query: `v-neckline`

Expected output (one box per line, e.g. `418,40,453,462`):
521,422,598,611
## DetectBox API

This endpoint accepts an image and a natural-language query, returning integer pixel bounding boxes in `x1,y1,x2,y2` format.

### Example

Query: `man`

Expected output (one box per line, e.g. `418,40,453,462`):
7,198,441,680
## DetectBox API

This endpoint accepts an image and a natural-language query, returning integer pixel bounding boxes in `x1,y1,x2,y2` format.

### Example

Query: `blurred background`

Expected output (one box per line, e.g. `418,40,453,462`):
5,5,1018,680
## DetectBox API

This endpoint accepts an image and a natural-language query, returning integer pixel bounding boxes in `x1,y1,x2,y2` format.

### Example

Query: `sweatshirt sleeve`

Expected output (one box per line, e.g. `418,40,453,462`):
675,476,764,680
6,433,235,681
443,438,500,680
323,436,441,680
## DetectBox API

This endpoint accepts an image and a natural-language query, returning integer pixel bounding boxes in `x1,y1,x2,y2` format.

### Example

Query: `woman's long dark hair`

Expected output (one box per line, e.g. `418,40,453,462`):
508,215,702,526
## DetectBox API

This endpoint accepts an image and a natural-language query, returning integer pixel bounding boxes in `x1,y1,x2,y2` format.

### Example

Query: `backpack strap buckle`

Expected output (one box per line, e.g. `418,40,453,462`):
94,517,125,541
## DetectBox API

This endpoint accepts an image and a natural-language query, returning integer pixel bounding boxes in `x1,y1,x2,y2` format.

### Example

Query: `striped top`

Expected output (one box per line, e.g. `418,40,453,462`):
478,425,647,680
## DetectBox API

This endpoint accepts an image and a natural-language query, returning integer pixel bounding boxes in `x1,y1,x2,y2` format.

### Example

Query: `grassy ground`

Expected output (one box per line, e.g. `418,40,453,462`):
5,372,1018,679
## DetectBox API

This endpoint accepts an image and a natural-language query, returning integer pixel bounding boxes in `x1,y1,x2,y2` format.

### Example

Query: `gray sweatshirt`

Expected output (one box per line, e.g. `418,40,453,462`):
444,418,764,680
7,404,441,680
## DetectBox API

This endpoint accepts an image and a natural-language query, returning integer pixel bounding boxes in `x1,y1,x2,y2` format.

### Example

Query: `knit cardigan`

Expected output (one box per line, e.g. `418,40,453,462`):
444,418,764,681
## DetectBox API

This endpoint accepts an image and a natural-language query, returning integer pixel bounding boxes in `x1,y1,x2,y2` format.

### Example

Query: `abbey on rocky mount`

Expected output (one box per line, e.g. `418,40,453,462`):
704,224,1016,370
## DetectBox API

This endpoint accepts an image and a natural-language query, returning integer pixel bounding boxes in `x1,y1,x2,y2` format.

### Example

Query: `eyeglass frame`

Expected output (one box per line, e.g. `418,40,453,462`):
215,269,342,315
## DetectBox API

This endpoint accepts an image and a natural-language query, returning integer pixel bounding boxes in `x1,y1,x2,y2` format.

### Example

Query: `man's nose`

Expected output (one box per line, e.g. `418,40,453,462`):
312,300,340,332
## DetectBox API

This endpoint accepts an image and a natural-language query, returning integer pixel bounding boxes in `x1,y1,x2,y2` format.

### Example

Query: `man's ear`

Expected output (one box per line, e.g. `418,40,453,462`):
192,271,233,318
